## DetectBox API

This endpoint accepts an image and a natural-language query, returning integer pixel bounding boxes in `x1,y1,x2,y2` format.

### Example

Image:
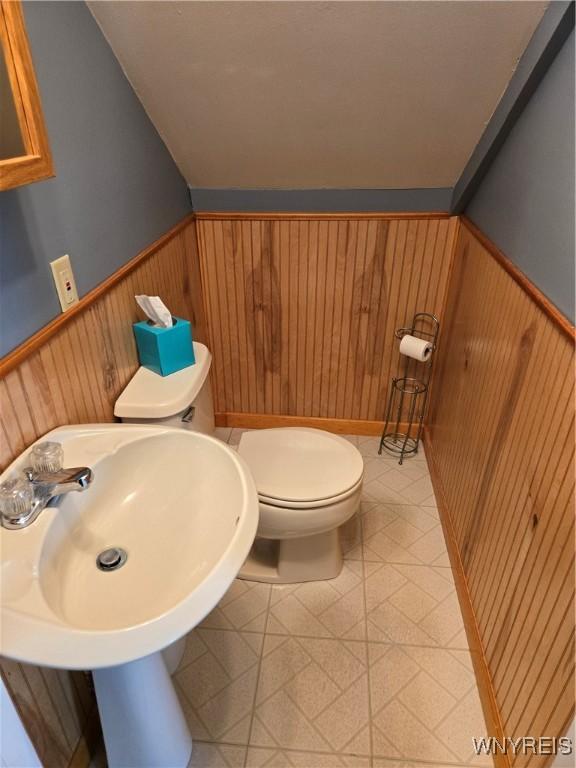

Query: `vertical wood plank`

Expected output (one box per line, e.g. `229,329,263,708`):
427,222,575,760
196,215,456,420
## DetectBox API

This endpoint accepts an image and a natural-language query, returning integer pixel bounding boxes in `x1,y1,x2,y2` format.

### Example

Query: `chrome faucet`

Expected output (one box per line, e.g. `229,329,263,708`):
0,442,94,530
24,466,94,498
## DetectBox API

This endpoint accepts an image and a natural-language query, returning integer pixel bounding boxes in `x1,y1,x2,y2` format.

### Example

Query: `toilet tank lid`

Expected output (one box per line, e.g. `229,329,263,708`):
114,342,211,419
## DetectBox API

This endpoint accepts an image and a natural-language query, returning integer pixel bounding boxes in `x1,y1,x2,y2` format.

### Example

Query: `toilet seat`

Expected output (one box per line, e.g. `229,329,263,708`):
238,428,364,504
258,475,363,509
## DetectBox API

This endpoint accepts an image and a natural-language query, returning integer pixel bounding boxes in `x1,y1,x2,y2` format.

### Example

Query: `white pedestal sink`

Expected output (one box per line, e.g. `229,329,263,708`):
0,425,259,768
93,652,192,767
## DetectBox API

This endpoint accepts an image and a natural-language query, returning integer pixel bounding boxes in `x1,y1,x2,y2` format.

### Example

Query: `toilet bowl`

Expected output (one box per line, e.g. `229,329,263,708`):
114,346,364,587
237,428,363,583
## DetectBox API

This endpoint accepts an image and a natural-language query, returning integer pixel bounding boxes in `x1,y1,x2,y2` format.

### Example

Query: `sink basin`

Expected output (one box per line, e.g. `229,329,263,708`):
1,424,258,668
0,424,259,767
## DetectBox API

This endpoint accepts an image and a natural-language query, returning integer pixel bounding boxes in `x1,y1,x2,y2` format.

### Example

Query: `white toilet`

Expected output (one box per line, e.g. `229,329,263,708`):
237,428,363,582
114,341,363,584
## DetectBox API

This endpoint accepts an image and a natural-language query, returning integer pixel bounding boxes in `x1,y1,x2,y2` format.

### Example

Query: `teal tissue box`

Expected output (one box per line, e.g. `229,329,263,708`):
133,317,195,376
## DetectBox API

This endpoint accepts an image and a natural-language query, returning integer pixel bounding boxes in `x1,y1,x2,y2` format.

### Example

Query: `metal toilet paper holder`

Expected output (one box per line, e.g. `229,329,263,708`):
379,312,440,464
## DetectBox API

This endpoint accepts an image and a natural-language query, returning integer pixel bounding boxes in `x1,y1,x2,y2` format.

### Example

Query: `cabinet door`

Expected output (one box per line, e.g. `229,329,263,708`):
0,0,54,192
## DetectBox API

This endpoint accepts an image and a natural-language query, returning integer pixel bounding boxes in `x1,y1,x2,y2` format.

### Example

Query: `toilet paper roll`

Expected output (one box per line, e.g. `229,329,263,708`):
399,334,433,362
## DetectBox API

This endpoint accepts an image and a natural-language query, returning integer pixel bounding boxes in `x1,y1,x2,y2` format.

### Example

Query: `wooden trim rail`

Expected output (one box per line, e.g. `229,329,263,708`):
2,213,573,378
194,211,452,221
461,217,575,342
0,214,196,378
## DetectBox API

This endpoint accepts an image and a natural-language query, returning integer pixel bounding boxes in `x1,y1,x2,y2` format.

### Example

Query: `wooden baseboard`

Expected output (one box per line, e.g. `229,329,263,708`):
423,427,508,768
215,412,384,434
215,412,422,437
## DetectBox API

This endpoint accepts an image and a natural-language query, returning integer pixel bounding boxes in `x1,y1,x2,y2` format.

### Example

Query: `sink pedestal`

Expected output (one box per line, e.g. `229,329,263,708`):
162,635,187,675
93,651,192,768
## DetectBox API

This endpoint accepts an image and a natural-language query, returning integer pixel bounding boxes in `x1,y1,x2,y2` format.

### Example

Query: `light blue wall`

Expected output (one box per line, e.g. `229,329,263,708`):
0,1,191,356
466,30,575,322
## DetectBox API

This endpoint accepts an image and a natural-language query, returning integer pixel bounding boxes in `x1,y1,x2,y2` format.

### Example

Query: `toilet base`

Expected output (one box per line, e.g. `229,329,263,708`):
238,528,343,584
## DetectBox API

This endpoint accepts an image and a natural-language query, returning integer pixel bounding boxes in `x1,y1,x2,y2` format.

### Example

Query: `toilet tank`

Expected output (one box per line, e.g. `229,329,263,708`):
114,342,215,435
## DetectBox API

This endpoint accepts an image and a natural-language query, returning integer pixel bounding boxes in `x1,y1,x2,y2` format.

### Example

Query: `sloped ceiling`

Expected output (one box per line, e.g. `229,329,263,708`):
88,1,548,189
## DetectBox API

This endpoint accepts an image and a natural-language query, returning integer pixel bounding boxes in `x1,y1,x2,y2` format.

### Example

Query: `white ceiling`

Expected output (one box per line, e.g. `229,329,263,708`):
89,1,548,189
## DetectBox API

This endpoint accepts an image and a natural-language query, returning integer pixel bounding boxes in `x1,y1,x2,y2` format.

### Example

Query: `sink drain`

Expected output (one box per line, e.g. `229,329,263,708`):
96,547,128,572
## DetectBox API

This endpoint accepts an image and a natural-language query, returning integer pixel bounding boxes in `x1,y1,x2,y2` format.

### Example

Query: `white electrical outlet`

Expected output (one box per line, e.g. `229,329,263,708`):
50,254,79,312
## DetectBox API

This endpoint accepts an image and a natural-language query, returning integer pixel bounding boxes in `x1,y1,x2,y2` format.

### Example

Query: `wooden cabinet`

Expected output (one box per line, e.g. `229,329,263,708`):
0,0,54,191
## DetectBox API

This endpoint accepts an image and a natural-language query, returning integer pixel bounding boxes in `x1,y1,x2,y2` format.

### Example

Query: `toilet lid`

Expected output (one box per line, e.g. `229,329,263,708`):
238,428,364,503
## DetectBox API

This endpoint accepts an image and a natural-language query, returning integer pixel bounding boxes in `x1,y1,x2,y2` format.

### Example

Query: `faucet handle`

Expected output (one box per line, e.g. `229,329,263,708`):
0,477,35,525
30,441,63,473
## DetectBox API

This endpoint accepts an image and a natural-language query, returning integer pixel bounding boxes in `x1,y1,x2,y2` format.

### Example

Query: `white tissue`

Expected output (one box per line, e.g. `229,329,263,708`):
399,334,433,362
135,295,173,328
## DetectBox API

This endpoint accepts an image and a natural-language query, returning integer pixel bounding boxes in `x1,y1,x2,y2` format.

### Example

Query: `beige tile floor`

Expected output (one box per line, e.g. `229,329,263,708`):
93,431,491,768
176,430,491,768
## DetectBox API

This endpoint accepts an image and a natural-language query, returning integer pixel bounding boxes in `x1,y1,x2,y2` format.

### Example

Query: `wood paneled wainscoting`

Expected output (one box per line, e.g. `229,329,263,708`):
426,218,575,767
2,208,574,767
196,213,458,428
0,214,206,767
